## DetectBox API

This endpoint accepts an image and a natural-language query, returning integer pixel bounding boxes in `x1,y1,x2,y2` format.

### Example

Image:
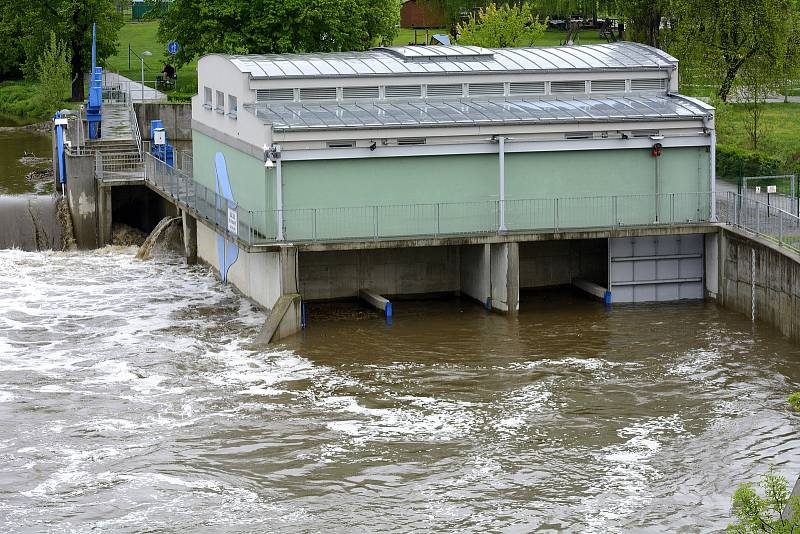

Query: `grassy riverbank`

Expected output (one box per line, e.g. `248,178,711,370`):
0,81,69,125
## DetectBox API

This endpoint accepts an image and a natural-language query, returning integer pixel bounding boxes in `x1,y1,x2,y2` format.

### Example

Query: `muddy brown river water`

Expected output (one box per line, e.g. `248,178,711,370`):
1,248,799,533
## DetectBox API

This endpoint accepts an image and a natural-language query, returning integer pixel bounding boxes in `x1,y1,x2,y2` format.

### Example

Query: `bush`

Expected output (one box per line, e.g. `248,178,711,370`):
34,32,72,114
717,144,785,182
789,392,800,411
728,467,800,532
0,81,55,122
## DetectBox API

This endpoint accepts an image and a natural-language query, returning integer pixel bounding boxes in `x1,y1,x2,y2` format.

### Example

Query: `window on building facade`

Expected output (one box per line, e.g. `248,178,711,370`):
228,95,238,118
203,87,212,109
215,91,224,114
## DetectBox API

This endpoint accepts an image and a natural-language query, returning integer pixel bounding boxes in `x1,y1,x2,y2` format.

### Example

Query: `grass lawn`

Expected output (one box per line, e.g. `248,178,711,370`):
0,80,70,124
105,20,197,100
717,102,800,170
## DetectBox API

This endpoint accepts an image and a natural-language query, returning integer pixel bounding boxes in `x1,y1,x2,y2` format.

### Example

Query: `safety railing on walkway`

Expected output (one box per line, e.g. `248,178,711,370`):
96,151,145,182
144,153,714,246
716,191,800,253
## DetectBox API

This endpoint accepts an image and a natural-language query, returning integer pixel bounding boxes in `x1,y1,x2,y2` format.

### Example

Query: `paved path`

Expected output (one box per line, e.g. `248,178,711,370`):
103,72,166,103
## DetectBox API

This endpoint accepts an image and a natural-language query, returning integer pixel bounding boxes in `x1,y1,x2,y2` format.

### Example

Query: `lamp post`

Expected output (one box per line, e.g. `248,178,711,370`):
140,50,152,102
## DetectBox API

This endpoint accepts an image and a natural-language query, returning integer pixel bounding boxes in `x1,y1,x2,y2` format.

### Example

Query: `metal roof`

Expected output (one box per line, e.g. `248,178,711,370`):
224,43,677,80
245,95,712,132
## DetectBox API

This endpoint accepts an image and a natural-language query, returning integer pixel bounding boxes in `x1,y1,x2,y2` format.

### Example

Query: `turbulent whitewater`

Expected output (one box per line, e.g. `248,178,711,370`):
1,248,799,533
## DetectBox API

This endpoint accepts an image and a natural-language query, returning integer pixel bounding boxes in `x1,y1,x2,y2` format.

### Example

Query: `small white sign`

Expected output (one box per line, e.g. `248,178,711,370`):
227,208,238,235
755,186,762,194
767,185,777,194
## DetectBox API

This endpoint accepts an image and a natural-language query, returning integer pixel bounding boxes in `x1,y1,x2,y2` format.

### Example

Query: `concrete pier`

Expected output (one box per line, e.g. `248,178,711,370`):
182,210,197,264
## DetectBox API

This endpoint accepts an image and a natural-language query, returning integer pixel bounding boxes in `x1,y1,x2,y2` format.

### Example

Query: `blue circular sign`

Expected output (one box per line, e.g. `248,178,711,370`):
167,41,179,55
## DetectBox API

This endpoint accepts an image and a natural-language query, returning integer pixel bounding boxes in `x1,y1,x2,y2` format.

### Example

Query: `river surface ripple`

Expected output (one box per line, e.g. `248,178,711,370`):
0,248,799,533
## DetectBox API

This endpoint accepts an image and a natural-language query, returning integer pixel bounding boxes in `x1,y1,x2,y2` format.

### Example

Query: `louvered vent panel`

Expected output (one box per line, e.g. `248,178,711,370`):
385,85,422,98
509,82,546,95
631,79,667,91
342,86,379,99
468,83,505,96
590,79,626,93
299,87,337,100
256,88,294,102
426,84,463,97
397,137,426,145
550,80,586,94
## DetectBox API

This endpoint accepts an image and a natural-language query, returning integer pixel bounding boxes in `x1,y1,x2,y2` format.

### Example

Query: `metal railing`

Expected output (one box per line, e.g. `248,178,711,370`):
144,154,714,246
128,94,143,154
96,151,145,182
717,191,800,253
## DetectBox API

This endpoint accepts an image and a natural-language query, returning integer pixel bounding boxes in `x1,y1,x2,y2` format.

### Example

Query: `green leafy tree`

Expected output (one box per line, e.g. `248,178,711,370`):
728,467,800,533
4,0,124,101
0,0,27,80
152,0,399,68
35,32,72,113
670,0,793,102
456,3,547,47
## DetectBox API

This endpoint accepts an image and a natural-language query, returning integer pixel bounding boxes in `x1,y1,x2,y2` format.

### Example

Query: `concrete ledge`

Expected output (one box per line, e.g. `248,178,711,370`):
253,293,302,345
269,224,719,253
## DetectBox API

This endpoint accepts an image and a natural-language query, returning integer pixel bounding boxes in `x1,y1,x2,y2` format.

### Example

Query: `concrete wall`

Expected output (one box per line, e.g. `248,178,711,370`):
197,221,284,309
299,246,460,300
719,227,800,342
135,103,192,141
65,153,98,249
519,239,607,288
460,244,490,306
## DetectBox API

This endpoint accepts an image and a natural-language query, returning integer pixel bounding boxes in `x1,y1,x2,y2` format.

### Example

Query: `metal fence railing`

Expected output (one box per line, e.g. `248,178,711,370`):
717,191,800,253
96,151,144,182
144,153,714,246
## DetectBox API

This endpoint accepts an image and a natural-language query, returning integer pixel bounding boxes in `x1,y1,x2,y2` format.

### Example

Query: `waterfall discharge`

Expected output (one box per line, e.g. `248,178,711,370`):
136,216,183,260
0,194,66,251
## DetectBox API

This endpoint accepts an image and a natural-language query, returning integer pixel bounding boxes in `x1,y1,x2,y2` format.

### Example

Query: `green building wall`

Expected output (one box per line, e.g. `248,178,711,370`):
191,130,710,241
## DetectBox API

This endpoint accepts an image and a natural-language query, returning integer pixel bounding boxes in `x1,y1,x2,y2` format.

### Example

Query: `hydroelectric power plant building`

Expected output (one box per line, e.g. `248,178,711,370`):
167,42,719,340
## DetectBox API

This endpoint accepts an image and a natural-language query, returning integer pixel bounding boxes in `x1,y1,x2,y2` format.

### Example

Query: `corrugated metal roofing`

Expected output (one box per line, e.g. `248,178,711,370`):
245,95,711,132
223,42,676,80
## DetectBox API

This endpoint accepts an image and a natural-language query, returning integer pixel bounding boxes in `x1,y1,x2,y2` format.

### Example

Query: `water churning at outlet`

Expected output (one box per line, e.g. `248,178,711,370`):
0,248,799,533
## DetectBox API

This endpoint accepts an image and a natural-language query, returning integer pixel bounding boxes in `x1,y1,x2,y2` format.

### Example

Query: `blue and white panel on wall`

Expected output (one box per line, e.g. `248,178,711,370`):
214,152,239,283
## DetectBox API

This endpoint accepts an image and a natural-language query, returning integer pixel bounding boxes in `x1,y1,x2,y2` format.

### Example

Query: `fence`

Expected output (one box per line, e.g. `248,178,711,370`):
144,153,713,245
96,152,144,182
717,191,800,253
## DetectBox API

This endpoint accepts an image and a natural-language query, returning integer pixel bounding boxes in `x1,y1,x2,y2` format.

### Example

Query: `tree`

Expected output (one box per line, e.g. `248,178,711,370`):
35,32,72,112
728,467,800,533
789,392,800,411
670,0,793,102
152,0,399,68
456,3,547,47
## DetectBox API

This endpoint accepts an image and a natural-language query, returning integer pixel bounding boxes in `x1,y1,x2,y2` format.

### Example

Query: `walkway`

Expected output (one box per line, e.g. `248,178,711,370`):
102,72,167,103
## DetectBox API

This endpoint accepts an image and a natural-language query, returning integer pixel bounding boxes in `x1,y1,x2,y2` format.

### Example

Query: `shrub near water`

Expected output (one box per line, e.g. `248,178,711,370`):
34,32,72,115
716,144,785,182
789,392,800,411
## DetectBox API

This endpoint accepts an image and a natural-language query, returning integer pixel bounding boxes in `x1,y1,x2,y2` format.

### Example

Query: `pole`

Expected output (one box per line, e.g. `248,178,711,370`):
128,44,131,71
140,57,145,102
710,128,717,221
498,136,507,232
276,158,284,241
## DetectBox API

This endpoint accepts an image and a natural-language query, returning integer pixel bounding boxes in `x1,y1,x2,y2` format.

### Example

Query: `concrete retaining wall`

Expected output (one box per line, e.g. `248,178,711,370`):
197,221,284,309
299,246,460,301
134,103,192,141
719,227,800,341
65,153,98,249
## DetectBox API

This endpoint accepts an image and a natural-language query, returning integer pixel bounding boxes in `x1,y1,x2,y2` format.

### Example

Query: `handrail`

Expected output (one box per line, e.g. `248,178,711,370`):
143,151,714,247
717,191,800,252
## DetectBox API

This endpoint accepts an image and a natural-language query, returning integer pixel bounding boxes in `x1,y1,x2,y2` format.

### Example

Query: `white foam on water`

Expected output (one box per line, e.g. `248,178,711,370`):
0,390,16,402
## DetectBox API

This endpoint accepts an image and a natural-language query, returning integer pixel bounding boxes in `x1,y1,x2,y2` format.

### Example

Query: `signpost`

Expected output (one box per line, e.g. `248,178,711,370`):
167,41,179,55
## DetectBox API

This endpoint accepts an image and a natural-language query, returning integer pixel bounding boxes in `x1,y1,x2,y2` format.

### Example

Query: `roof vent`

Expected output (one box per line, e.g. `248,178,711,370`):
374,45,495,62
299,87,337,101
468,82,505,96
551,81,587,94
631,79,667,92
343,86,380,99
590,79,626,93
509,81,546,96
385,85,422,99
256,88,294,102
427,84,463,97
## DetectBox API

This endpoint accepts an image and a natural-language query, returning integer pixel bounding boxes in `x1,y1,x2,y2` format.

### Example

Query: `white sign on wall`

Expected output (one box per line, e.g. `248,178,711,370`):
767,185,777,194
227,207,238,235
755,186,762,194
